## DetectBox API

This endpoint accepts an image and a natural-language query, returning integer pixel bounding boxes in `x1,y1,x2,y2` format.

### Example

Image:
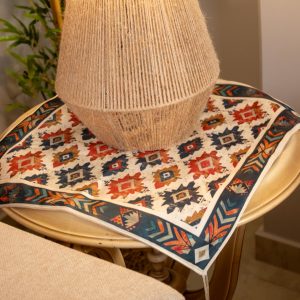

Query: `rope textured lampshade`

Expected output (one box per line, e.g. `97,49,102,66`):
56,0,219,150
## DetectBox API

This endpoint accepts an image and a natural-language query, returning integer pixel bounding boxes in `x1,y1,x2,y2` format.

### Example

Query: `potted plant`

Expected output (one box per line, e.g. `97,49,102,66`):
0,0,62,112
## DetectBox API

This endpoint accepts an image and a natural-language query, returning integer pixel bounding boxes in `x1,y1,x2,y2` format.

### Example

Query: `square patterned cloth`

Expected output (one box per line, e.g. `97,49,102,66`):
0,80,299,280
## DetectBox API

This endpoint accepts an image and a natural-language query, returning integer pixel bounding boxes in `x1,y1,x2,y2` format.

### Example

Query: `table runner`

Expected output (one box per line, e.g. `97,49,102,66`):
0,80,299,296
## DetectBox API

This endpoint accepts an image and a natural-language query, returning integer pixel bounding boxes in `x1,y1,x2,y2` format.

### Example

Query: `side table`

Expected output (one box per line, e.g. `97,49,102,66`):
2,129,299,300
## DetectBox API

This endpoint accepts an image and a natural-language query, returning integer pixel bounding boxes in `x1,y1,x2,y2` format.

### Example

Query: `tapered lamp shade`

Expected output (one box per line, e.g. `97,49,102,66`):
56,0,219,150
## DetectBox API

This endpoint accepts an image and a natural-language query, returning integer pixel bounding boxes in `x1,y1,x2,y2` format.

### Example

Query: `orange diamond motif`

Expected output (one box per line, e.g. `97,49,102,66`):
108,173,145,199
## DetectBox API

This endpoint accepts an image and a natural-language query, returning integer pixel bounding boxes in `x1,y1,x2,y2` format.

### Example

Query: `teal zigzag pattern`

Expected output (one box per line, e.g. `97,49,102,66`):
0,98,64,158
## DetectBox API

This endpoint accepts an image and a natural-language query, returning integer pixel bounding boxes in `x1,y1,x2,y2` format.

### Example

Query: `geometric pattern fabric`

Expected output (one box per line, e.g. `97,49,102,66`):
0,80,299,275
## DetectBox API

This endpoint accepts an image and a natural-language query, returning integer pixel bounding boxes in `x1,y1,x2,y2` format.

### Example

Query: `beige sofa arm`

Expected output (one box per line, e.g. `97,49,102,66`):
0,222,184,300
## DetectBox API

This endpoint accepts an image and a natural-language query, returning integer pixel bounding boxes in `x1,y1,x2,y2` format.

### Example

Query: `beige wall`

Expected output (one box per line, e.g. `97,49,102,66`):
260,0,300,112
260,0,300,243
200,0,261,88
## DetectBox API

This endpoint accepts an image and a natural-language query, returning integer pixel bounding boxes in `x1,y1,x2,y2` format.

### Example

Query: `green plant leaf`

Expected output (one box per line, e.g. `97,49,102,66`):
7,50,27,65
12,16,29,36
15,5,32,11
9,38,31,48
5,102,30,112
0,35,20,42
0,18,21,34
1,0,63,103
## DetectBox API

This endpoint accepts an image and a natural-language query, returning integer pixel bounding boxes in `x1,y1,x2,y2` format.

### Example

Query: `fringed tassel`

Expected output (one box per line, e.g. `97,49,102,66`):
202,273,210,300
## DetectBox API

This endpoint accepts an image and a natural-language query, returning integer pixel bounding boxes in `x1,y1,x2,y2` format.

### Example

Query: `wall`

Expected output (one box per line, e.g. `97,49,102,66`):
200,0,261,88
259,0,300,242
260,0,300,113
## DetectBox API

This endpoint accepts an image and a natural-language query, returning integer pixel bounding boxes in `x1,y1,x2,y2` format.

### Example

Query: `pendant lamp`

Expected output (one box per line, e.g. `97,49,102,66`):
56,0,219,150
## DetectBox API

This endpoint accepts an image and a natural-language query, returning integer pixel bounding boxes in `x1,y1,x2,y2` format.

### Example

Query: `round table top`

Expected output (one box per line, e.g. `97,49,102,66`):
3,129,299,249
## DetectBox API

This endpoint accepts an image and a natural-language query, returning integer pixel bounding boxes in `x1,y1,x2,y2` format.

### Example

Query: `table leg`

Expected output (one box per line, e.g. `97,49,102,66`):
106,248,126,267
209,225,246,300
0,209,6,221
73,245,126,267
146,249,189,293
147,249,171,282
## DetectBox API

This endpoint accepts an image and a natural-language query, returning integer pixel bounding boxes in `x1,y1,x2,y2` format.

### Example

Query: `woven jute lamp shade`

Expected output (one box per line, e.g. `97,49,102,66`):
56,0,219,151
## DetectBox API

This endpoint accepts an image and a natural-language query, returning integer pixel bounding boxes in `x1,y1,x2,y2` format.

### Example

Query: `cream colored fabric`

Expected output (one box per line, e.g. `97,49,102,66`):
0,222,184,300
56,0,219,150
